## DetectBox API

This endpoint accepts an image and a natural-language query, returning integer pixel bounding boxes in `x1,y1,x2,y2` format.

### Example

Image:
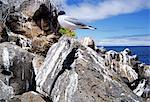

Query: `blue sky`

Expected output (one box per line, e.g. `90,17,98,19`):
58,0,150,46
76,9,150,45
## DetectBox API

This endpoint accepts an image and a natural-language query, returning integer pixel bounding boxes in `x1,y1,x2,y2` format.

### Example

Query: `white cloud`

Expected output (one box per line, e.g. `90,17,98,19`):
97,35,150,46
55,0,150,21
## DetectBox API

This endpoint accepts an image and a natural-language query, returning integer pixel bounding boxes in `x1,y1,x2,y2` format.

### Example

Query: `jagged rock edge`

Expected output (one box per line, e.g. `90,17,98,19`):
36,37,78,97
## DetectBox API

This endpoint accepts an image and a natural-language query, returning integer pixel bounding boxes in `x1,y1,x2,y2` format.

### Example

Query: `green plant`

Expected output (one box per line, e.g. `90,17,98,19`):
59,27,76,37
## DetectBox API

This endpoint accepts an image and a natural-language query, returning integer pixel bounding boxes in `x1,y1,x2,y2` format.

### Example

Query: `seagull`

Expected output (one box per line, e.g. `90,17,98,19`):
57,11,96,30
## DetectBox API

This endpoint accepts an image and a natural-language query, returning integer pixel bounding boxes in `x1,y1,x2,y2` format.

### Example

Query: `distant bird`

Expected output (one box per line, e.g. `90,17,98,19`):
57,11,96,30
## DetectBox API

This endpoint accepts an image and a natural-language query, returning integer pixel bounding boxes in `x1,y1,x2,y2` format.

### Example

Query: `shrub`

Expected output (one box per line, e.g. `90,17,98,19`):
59,27,76,37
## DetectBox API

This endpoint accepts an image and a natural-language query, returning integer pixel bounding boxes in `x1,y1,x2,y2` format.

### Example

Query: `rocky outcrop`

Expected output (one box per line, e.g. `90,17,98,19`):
0,42,35,96
0,0,149,102
35,36,143,102
19,91,47,102
80,37,95,50
31,34,60,56
0,0,61,56
7,91,47,102
96,45,150,99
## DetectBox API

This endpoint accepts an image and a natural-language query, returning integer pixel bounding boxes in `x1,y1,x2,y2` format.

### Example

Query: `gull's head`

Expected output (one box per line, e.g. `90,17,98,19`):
58,11,66,16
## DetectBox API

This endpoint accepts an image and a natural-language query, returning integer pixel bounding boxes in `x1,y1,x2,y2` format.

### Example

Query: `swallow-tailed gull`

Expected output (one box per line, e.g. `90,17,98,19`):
57,11,96,30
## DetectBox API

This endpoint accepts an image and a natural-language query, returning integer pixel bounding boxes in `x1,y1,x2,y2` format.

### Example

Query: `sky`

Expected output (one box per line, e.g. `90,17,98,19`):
53,0,150,46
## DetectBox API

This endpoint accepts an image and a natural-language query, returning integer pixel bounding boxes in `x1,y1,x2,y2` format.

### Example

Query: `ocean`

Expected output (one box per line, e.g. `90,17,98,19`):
98,46,150,65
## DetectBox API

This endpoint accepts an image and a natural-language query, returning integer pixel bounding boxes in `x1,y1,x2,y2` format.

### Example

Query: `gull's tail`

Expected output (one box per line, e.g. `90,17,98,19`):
80,25,97,30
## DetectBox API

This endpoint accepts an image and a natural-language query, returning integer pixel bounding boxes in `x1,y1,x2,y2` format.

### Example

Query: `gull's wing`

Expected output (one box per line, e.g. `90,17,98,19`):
64,16,96,30
64,17,86,26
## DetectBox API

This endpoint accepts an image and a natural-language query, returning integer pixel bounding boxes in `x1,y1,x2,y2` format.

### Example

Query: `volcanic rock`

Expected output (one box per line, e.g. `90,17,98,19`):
0,42,35,95
35,36,143,102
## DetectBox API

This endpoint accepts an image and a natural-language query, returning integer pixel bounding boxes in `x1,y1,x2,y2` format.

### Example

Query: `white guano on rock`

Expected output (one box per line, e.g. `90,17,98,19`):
2,47,10,70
